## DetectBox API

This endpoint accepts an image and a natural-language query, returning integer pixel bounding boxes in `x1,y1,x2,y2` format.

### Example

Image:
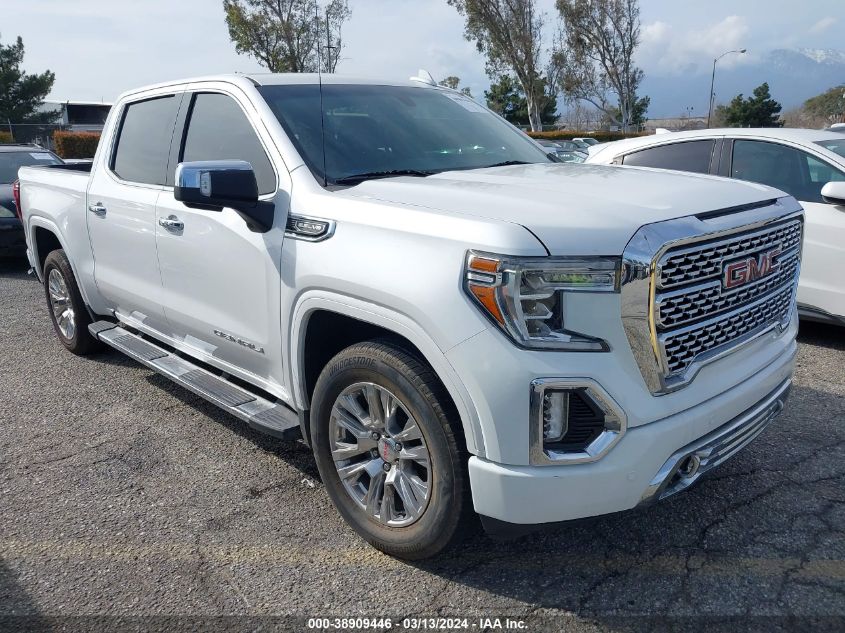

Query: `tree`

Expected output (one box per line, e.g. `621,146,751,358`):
602,94,649,130
484,75,557,127
0,34,56,124
447,0,546,131
803,85,845,125
552,0,644,132
438,76,473,97
223,0,350,73
559,101,601,130
720,83,783,128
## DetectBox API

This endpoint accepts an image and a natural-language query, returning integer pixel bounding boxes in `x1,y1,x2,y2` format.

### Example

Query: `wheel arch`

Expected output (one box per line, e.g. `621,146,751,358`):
290,295,484,457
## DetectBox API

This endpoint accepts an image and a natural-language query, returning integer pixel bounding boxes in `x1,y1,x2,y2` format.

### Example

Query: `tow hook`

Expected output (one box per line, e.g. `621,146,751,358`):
678,454,701,479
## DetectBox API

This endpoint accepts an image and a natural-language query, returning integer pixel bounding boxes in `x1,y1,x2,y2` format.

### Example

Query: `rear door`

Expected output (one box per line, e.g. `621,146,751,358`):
728,139,845,318
86,93,182,332
154,89,287,393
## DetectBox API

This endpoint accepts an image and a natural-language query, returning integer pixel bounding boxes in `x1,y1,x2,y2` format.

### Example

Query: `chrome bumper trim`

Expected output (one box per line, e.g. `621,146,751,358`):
639,378,792,505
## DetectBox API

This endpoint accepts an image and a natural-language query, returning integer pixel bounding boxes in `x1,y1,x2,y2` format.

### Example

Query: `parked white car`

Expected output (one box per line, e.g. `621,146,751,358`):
588,128,845,326
18,75,802,558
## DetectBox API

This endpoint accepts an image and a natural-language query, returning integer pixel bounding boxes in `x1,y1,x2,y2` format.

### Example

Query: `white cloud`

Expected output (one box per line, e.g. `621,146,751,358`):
638,16,752,75
809,16,837,33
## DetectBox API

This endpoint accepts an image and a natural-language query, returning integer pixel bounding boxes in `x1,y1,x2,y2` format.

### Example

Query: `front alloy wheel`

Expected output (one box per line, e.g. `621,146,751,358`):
330,382,431,527
311,340,472,559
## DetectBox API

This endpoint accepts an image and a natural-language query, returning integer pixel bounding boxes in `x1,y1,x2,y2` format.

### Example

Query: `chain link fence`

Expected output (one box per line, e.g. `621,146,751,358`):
3,123,69,150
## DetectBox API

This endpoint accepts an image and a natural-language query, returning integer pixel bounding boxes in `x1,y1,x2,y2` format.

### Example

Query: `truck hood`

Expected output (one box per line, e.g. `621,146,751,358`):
341,163,781,254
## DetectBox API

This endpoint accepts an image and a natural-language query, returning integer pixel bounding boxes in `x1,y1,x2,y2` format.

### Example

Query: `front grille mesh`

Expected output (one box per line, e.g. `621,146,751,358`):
655,217,801,379
657,250,800,328
658,221,802,289
662,285,794,373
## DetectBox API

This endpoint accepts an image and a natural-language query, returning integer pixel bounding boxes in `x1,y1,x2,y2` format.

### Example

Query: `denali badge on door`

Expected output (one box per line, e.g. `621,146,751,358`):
213,329,265,354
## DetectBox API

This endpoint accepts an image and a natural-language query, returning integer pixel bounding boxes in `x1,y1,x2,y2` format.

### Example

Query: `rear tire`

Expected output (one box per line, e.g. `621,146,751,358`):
311,340,473,559
42,249,101,355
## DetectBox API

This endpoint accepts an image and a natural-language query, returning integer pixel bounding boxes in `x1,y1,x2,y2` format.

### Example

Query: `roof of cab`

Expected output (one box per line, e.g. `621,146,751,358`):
247,73,429,87
116,73,436,101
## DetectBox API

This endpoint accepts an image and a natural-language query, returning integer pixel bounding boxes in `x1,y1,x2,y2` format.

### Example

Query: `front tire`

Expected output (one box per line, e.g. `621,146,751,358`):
42,249,101,355
311,340,472,559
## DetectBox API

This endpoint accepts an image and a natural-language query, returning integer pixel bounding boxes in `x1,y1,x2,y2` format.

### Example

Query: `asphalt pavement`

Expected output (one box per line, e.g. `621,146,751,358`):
1,258,843,632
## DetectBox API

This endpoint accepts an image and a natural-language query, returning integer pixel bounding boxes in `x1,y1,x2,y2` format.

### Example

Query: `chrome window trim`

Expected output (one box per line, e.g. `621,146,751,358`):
529,378,626,465
621,198,804,396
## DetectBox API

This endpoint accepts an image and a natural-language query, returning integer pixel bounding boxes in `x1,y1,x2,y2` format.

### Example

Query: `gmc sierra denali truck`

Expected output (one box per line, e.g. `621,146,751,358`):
19,73,802,559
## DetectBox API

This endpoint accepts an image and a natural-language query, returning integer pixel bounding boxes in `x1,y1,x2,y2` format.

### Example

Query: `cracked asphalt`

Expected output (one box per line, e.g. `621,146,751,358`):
1,257,843,631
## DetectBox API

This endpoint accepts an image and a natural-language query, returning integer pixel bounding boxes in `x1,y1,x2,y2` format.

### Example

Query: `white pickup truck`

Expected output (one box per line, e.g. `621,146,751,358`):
19,73,802,559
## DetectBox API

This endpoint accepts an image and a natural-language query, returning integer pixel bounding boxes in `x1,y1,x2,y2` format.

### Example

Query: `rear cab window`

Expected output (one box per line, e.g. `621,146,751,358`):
622,140,716,174
111,95,181,185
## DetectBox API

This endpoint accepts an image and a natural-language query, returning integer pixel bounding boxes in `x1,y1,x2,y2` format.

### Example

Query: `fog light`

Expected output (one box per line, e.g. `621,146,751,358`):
542,391,569,442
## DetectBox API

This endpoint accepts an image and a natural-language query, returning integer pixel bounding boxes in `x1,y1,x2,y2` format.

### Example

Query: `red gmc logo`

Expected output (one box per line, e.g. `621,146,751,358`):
723,247,782,289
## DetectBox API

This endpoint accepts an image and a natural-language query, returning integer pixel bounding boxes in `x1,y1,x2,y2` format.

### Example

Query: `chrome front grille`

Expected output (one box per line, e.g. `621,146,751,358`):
658,220,802,289
621,201,804,395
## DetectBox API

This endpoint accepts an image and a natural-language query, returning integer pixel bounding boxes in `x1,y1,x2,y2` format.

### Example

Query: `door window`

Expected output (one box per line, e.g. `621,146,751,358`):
181,93,276,195
621,140,715,174
803,154,845,203
731,140,845,203
111,95,180,185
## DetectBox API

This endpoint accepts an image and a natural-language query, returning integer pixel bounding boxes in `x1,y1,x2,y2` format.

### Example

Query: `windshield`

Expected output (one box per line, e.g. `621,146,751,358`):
0,150,61,183
258,84,550,185
815,138,845,159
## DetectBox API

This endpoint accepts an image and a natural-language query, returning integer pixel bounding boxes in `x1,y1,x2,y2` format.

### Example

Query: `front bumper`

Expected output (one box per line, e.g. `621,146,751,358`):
467,343,795,525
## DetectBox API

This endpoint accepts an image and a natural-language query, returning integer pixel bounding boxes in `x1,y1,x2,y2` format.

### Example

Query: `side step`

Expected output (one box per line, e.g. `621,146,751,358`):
89,322,301,441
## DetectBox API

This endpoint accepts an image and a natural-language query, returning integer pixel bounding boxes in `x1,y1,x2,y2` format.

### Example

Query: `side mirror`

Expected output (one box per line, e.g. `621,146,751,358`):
821,181,845,206
174,160,274,232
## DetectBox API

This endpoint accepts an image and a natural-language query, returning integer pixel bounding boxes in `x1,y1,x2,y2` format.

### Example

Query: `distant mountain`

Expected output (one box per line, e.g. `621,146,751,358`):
640,48,845,119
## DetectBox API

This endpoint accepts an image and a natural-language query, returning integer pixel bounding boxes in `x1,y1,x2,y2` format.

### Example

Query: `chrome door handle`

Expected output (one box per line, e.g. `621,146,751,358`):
88,203,107,217
158,215,184,232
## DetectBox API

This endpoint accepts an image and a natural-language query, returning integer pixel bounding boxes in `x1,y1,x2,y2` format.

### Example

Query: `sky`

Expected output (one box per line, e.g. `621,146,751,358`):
5,0,845,117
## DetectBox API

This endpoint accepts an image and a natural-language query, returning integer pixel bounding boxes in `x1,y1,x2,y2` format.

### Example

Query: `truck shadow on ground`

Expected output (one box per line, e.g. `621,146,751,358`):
0,560,46,626
797,320,844,351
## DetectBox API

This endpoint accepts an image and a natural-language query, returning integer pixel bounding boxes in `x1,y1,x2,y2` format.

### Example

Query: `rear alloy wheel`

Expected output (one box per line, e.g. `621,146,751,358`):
48,267,76,341
311,341,472,559
42,249,101,355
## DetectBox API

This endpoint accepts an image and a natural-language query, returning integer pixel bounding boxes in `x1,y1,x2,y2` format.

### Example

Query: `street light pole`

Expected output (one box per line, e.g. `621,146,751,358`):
707,48,747,127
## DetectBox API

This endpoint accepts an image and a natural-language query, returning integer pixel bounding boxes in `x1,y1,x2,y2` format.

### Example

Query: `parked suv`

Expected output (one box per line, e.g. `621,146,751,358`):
18,75,801,558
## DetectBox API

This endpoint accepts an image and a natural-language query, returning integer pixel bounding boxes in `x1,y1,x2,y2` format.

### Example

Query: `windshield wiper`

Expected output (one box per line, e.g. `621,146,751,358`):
333,169,435,185
482,160,533,168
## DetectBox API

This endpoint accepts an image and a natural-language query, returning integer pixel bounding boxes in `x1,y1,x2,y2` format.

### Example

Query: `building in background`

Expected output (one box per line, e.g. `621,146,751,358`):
7,100,112,148
41,101,112,132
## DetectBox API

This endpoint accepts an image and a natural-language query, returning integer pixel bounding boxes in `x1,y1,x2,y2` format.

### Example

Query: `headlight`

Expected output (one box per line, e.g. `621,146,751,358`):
463,251,619,351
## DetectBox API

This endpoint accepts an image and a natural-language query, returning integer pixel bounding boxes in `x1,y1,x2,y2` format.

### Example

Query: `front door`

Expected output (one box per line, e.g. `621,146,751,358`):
87,93,182,333
730,139,845,319
154,90,287,393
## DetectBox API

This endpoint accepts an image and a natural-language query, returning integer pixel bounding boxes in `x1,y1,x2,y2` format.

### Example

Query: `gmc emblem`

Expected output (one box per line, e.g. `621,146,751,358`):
723,247,782,289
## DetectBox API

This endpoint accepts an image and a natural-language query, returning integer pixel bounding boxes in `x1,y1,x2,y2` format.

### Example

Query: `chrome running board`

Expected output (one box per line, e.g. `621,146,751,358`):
88,321,301,441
